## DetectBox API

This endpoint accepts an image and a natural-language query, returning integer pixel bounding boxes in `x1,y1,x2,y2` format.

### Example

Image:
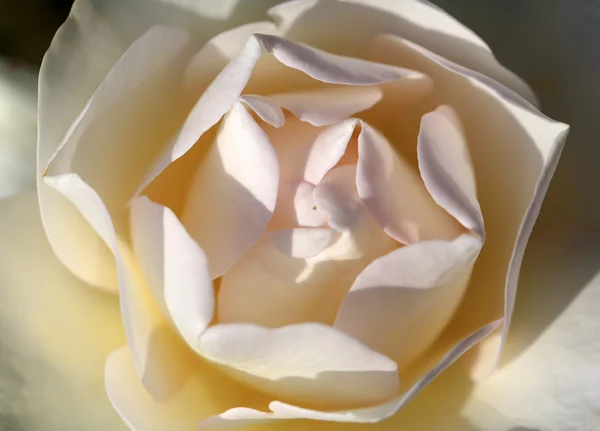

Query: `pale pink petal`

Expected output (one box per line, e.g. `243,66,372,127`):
334,234,483,370
356,121,464,244
369,34,569,373
269,118,356,186
130,196,215,351
198,322,399,408
198,320,501,428
270,86,383,126
217,216,390,328
313,165,365,232
239,94,285,127
40,26,194,291
138,33,412,194
266,228,334,259
43,173,178,401
182,102,279,279
418,105,484,237
268,0,536,102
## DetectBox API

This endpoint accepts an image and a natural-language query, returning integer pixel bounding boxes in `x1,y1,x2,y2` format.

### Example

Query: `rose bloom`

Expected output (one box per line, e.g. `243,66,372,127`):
6,0,600,430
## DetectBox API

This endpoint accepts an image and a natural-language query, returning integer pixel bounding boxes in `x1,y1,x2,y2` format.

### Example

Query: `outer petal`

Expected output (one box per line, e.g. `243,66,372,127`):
198,320,501,428
0,58,37,200
369,34,569,374
43,172,187,402
105,346,266,431
197,322,400,409
40,25,195,291
334,234,482,370
0,191,126,430
182,102,279,278
268,0,536,102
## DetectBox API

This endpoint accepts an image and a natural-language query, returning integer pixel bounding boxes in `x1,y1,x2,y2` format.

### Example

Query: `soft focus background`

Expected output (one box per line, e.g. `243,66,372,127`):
1,0,599,430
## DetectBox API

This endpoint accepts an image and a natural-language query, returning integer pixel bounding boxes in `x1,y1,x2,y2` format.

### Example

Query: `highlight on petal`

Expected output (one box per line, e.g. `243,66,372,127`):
130,196,215,350
269,0,536,102
182,102,279,279
198,322,400,408
198,320,502,428
334,234,483,370
240,94,285,127
368,33,569,372
356,121,464,244
418,105,484,237
39,25,195,291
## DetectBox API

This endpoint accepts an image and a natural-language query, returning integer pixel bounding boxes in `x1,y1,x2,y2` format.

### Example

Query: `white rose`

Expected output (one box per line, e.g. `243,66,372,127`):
4,1,598,430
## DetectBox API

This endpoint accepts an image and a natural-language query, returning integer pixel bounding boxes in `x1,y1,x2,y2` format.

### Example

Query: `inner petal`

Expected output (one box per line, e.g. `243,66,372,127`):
217,210,391,328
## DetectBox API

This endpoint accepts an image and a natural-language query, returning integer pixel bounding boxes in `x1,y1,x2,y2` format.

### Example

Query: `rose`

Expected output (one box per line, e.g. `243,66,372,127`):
0,3,580,430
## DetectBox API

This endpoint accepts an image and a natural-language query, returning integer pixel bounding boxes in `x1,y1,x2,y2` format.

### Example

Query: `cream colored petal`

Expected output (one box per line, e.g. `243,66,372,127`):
182,102,279,279
266,228,334,259
357,121,464,244
198,322,399,409
369,34,569,374
138,32,412,193
105,345,265,431
268,0,536,102
43,173,182,402
0,191,126,430
40,25,194,291
130,197,215,349
418,105,484,237
334,234,482,370
0,58,37,200
198,320,501,428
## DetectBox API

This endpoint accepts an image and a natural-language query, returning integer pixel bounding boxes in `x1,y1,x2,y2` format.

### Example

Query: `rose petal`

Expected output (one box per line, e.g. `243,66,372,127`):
239,94,285,127
418,105,484,237
268,180,326,229
217,211,390,328
334,234,483,370
313,165,365,232
182,102,279,279
40,26,194,291
269,0,536,102
369,34,569,372
198,320,501,428
198,322,400,408
137,32,414,194
270,85,383,126
105,345,263,431
356,121,464,244
130,196,215,350
43,173,181,402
